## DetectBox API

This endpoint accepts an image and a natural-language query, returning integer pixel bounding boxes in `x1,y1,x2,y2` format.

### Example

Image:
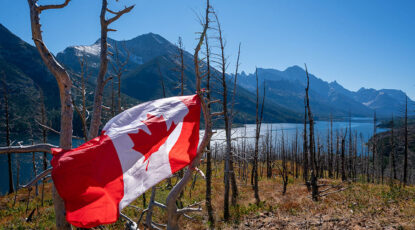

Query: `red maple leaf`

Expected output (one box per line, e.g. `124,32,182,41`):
128,114,178,171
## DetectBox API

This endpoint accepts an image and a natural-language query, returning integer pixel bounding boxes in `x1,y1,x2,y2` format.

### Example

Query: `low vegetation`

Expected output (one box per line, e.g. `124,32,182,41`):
1,165,414,229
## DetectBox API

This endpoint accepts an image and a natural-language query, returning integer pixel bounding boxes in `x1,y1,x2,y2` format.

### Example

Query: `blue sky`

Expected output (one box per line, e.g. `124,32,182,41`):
0,0,414,99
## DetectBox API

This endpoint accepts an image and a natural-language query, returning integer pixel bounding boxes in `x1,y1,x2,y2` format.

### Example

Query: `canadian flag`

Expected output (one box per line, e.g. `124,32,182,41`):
51,95,201,228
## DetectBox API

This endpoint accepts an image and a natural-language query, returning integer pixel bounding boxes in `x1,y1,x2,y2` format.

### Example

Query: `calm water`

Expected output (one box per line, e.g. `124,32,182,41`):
0,118,387,195
210,118,388,147
0,135,84,195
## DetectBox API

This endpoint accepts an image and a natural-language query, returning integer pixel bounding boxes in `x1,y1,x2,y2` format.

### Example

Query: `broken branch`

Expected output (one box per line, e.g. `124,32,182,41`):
106,5,135,25
0,144,57,154
37,0,71,12
20,168,52,189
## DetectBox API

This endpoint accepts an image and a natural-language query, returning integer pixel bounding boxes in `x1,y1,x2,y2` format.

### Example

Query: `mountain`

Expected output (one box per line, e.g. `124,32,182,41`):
57,33,302,124
0,22,299,144
56,33,175,75
2,20,412,134
0,23,60,139
353,88,410,116
0,23,138,140
238,66,413,118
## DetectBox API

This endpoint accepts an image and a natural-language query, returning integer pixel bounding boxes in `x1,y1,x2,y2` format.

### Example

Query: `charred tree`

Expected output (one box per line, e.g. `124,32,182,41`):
353,131,357,180
25,1,134,227
390,115,397,186
72,54,89,141
304,64,318,201
341,129,347,182
294,128,299,178
111,42,129,114
348,114,353,179
204,34,215,229
88,0,134,140
1,78,14,194
303,99,310,190
176,37,185,96
214,11,232,221
328,115,334,178
229,43,241,206
336,131,340,179
157,62,166,98
253,68,265,204
40,90,48,206
280,130,289,195
27,1,74,227
372,111,377,183
165,1,212,228
266,125,273,178
403,96,408,187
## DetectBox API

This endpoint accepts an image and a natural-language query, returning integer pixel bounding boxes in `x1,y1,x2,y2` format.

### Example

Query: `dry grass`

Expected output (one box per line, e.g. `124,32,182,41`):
1,163,414,229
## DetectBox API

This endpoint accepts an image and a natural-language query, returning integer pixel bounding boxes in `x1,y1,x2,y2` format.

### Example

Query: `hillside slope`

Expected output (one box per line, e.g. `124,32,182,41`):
0,23,60,138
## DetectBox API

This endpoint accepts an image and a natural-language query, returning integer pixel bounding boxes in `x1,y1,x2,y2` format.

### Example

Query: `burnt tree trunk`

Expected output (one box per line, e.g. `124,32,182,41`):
303,102,309,190
166,2,211,228
253,68,265,205
341,130,347,182
1,80,14,194
88,0,134,140
305,64,318,201
328,116,334,178
372,111,377,183
214,11,232,221
27,1,74,227
229,43,241,206
177,37,185,96
403,97,408,187
204,34,215,229
40,91,48,206
389,116,396,186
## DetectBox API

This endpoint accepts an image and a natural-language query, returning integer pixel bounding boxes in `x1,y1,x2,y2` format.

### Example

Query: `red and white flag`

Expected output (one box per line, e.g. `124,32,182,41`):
51,95,201,228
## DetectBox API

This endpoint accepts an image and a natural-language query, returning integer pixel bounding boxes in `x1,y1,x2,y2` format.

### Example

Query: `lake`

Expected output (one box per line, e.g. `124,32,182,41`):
210,118,388,148
0,118,387,195
0,136,84,195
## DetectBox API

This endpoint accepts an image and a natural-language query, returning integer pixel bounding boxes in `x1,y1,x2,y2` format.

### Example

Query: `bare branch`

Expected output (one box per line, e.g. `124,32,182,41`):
195,167,206,179
177,207,202,214
120,213,138,230
36,120,84,140
103,75,114,86
106,8,118,14
36,120,60,135
183,214,194,220
0,144,57,154
148,223,162,230
37,0,71,12
127,205,142,211
21,168,52,189
152,222,167,228
207,99,221,105
185,201,203,208
154,201,167,209
106,5,135,25
211,111,224,117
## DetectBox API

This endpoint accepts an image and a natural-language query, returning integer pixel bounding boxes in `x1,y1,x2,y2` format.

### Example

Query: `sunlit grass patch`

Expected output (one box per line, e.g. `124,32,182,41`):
1,163,414,229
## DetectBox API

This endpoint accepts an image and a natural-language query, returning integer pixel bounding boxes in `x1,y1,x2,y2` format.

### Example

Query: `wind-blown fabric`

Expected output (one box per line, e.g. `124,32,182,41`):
51,95,200,228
